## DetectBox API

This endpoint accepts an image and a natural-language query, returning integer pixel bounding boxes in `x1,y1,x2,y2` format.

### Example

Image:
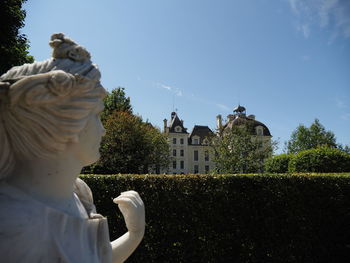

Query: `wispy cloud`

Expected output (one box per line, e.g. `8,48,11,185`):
155,82,232,112
288,0,350,40
301,55,311,61
158,83,183,97
335,96,350,121
216,103,231,112
301,24,311,38
161,85,171,91
341,113,350,120
335,97,348,109
289,0,299,14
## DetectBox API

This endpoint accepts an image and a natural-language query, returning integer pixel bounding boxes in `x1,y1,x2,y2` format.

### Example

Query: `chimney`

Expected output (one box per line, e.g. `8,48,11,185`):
163,119,167,132
227,114,235,121
216,114,222,130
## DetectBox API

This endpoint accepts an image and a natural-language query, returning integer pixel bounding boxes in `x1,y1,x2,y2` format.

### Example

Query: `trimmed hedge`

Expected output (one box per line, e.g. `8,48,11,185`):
289,147,350,173
81,174,350,263
265,154,292,173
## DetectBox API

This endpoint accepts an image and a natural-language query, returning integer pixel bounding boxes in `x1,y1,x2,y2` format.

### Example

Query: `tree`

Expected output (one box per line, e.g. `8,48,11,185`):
285,119,337,154
142,122,170,173
288,146,350,173
85,85,169,174
0,0,34,75
211,125,274,174
92,111,169,174
101,87,132,122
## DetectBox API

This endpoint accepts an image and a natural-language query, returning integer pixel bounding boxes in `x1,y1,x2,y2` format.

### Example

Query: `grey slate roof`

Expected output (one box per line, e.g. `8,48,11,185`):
188,125,214,145
169,112,188,133
223,116,271,136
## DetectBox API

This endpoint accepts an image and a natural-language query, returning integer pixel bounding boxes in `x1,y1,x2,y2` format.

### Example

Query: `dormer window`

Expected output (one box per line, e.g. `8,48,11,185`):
175,126,182,132
192,136,200,145
256,126,263,136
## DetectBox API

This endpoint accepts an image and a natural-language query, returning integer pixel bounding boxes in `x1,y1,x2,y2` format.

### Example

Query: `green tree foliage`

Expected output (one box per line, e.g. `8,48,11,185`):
265,154,292,173
0,0,34,75
92,111,169,174
285,119,337,154
211,125,274,174
101,87,132,122
288,146,350,173
82,87,169,174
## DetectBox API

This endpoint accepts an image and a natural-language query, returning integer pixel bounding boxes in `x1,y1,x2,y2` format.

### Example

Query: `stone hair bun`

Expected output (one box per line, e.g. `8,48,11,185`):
49,33,91,62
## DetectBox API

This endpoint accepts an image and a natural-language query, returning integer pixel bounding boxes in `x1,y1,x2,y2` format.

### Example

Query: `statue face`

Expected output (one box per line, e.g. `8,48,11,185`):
73,101,105,166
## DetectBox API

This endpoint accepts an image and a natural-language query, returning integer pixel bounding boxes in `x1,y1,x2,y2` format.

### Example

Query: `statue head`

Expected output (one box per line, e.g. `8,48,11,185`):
0,33,107,178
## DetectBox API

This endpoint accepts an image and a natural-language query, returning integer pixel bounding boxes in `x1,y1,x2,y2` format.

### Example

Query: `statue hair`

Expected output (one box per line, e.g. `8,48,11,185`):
0,33,106,178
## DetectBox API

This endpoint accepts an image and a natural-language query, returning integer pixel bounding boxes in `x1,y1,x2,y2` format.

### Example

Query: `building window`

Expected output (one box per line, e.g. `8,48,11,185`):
180,138,184,144
193,138,199,144
194,150,198,161
173,149,176,157
205,165,209,174
205,150,209,161
180,161,184,169
256,126,263,136
194,165,199,174
180,149,184,157
173,138,176,144
173,161,176,169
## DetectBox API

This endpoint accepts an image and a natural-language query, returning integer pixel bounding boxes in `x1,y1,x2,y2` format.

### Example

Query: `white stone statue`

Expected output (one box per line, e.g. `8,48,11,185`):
0,33,145,263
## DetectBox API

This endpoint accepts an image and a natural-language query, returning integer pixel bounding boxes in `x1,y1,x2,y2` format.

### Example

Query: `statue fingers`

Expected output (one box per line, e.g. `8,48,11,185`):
121,191,143,205
113,197,137,209
118,192,143,207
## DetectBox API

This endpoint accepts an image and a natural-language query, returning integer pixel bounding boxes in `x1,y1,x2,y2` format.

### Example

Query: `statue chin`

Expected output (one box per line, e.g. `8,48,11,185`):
83,152,101,167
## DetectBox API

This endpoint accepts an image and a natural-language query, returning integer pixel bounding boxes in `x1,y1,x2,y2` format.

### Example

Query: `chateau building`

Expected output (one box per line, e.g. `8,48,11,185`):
163,105,271,174
163,112,215,174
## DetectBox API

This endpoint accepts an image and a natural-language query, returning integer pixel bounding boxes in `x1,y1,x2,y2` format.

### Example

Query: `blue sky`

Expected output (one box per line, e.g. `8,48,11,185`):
22,0,350,153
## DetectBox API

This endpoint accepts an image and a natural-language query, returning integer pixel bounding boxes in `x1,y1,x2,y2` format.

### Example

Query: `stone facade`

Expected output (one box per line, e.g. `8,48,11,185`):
163,112,215,174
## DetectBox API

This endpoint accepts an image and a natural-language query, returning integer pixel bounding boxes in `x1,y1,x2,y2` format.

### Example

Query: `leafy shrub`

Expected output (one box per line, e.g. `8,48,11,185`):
289,146,350,173
81,173,350,263
265,154,291,173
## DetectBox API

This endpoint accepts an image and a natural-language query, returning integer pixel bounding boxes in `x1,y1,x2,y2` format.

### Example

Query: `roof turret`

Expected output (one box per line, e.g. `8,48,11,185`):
168,112,188,133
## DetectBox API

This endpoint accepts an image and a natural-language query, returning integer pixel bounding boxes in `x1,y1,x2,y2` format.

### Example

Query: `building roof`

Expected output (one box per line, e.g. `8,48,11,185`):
169,112,188,133
223,115,271,136
189,125,213,144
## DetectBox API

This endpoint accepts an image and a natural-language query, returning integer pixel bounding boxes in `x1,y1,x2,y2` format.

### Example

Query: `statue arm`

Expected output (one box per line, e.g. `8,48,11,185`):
111,191,145,263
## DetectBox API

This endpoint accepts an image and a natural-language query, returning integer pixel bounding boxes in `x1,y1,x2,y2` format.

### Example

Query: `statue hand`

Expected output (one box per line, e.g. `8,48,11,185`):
113,191,145,235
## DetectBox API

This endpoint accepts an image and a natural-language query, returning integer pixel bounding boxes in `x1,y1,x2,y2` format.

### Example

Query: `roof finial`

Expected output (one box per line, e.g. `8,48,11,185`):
238,86,241,106
172,93,176,113
233,105,246,116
